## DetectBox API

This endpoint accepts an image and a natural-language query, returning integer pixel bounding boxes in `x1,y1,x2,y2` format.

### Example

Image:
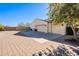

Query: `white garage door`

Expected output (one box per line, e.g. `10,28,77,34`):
36,25,47,33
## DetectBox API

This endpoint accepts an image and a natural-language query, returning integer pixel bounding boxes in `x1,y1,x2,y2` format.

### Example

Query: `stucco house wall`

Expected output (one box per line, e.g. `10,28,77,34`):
48,23,66,35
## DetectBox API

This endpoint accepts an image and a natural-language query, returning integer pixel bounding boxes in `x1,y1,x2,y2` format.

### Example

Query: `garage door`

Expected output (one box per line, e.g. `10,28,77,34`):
36,25,47,33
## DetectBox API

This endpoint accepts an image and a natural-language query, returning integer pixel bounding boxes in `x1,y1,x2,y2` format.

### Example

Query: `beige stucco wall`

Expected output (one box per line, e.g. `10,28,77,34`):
47,23,52,33
48,23,66,35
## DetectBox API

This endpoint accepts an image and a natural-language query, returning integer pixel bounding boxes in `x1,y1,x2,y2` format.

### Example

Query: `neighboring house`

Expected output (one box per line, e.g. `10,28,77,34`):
30,19,48,33
31,18,66,35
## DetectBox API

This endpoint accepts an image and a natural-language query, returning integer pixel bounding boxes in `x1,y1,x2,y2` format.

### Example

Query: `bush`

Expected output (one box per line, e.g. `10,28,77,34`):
0,24,4,31
66,26,73,35
0,27,4,31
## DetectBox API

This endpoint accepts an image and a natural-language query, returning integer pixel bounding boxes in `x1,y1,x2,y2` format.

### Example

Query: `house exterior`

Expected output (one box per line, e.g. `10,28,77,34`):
31,19,66,35
30,19,48,33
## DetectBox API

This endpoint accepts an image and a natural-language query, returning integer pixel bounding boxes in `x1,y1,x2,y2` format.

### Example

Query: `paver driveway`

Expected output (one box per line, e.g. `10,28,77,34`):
0,31,60,56
0,31,67,56
0,31,38,56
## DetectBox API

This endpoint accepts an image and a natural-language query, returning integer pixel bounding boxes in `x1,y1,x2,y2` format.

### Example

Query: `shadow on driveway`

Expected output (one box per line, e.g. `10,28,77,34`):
14,31,63,40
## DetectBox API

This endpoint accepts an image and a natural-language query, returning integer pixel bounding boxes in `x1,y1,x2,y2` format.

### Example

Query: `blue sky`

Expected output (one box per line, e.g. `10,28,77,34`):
0,3,48,26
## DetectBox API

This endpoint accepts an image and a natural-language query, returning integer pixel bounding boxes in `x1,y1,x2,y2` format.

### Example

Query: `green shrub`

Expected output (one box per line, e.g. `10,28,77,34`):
0,24,4,31
66,26,73,35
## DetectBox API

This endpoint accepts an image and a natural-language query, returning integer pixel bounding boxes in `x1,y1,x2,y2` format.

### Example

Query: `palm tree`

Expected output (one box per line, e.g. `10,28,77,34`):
48,3,79,40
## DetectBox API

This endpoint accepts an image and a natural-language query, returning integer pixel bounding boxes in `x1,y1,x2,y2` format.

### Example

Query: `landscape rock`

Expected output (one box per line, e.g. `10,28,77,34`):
32,45,77,56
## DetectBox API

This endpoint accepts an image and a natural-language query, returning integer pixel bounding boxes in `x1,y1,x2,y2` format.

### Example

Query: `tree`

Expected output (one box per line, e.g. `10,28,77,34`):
48,3,79,40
